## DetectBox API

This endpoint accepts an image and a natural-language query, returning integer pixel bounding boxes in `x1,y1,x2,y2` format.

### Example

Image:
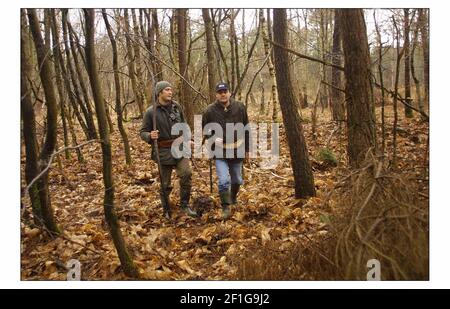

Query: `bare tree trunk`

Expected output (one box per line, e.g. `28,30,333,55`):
27,9,60,233
124,9,144,117
212,9,230,85
331,10,345,122
83,9,138,278
259,74,265,115
49,9,70,160
151,9,164,81
260,9,279,122
49,11,83,163
142,10,156,76
234,15,261,99
404,9,413,118
105,99,114,133
131,9,148,111
410,12,424,115
301,10,309,108
392,16,404,167
66,21,98,138
319,9,330,113
311,80,321,142
21,10,42,225
337,9,376,168
202,9,218,103
273,9,315,198
374,12,387,158
230,10,241,99
52,11,83,163
102,9,132,165
61,10,98,140
418,9,429,107
51,11,89,140
177,9,194,127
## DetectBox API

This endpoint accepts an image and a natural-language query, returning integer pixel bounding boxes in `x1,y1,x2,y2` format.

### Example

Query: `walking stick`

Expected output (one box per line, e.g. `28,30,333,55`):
209,159,213,194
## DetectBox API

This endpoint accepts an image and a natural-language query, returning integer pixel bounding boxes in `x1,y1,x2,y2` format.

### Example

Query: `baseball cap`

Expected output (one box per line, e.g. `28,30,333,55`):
215,82,229,92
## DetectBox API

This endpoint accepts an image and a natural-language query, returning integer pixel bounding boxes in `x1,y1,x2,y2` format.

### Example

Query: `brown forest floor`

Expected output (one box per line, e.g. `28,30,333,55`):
20,104,429,280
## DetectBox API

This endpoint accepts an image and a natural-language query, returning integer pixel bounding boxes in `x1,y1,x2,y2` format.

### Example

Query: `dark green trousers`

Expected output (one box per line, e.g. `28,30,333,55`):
160,158,192,206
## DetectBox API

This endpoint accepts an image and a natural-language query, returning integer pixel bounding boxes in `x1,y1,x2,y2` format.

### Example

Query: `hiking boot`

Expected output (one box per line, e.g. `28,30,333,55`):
219,191,232,220
230,184,240,205
222,205,231,220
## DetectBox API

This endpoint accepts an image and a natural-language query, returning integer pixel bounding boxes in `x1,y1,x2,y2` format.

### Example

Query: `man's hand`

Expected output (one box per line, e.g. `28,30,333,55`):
150,130,159,140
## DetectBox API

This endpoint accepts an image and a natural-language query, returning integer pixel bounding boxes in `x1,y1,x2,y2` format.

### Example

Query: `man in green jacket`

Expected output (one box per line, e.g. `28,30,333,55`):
140,81,197,218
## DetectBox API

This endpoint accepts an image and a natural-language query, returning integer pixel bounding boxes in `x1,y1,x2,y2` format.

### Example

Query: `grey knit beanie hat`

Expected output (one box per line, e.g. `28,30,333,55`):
155,81,172,98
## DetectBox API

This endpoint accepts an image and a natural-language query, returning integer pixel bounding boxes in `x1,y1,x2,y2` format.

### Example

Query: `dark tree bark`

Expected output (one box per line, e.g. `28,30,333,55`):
331,10,345,122
27,9,60,233
142,10,155,74
176,9,194,127
21,10,42,225
273,9,315,198
66,19,98,135
83,9,138,278
374,12,387,158
202,8,218,103
52,10,90,140
61,10,98,140
49,9,70,160
337,9,376,168
50,10,84,162
403,9,413,118
102,9,132,165
142,9,160,82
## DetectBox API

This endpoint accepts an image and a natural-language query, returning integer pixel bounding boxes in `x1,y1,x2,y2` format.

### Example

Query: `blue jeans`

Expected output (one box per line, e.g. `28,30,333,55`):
215,159,244,193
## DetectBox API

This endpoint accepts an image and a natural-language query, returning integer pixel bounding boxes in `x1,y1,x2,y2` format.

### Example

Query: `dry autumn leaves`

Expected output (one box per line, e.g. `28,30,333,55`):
20,106,429,280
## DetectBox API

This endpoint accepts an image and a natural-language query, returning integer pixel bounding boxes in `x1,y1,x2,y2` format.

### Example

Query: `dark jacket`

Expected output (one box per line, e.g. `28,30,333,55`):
140,100,187,165
202,98,250,159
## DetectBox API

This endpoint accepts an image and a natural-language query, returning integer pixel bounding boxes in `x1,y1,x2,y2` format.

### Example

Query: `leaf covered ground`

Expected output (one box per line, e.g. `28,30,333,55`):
20,105,429,280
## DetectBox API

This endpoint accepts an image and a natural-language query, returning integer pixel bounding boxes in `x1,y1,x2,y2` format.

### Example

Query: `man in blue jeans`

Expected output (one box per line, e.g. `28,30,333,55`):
202,82,250,219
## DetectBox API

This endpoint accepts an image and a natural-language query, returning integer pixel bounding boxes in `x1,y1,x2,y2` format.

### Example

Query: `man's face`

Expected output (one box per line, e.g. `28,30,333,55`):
159,87,173,102
216,89,231,103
